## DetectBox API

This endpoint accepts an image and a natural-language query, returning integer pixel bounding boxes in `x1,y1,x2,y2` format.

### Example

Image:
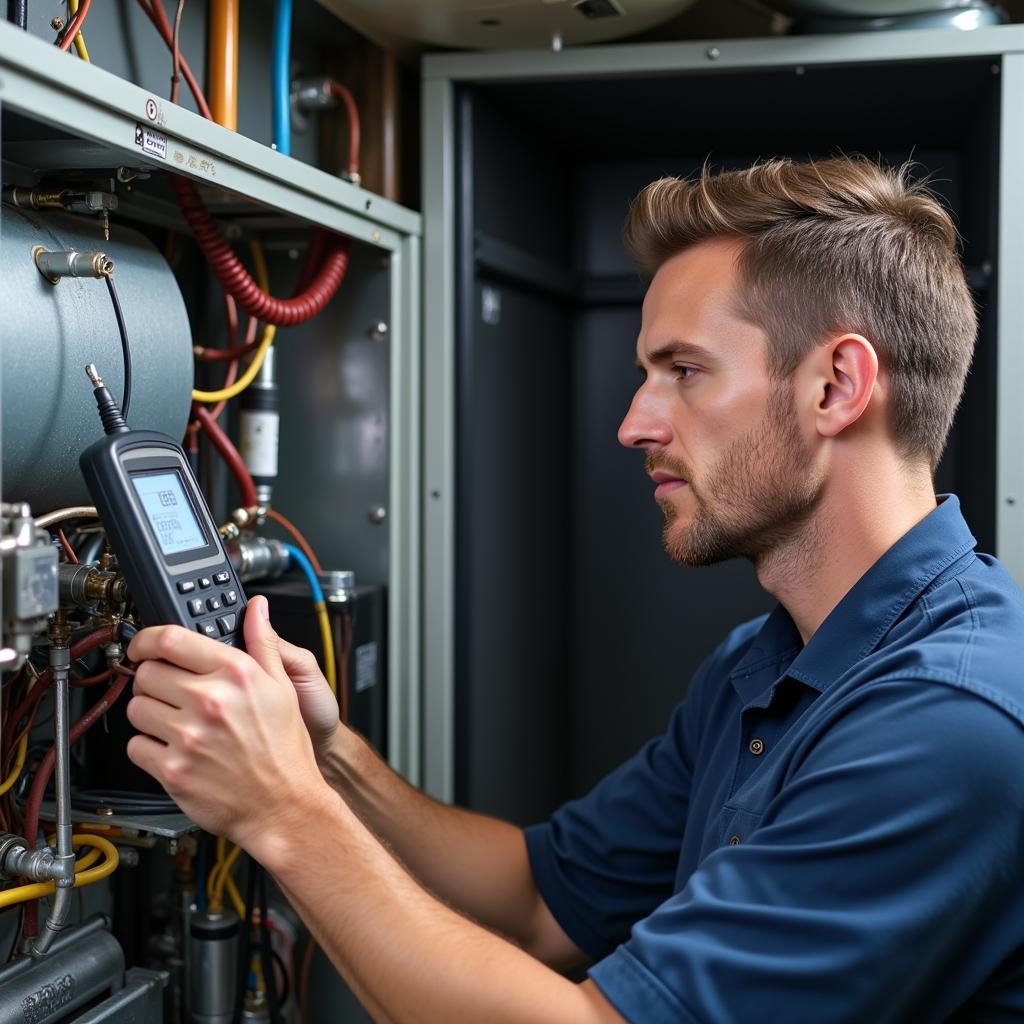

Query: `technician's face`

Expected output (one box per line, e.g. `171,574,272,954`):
617,238,824,567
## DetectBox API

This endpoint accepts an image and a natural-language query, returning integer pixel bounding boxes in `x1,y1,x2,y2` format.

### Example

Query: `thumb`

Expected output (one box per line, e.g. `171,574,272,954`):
242,596,289,684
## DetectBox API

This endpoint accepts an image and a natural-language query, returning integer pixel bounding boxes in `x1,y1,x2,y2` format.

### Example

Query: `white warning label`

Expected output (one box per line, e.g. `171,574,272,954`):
134,123,167,160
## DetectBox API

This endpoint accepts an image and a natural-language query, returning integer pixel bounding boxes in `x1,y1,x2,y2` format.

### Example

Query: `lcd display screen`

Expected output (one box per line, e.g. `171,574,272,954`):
131,471,207,556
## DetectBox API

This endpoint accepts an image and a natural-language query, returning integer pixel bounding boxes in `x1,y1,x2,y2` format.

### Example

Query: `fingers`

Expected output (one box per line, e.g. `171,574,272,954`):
128,624,239,675
125,692,182,745
278,636,328,688
126,732,170,788
132,657,199,709
242,596,289,685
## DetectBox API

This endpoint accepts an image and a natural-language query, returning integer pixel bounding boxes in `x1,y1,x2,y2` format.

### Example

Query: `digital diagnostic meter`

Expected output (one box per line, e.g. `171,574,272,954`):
79,365,247,645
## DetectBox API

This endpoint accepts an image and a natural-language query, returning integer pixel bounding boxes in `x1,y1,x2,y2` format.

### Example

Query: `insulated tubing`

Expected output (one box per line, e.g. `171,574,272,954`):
171,176,350,327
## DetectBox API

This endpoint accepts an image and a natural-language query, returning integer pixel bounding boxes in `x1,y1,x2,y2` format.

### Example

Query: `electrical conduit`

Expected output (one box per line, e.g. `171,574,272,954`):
272,0,292,156
209,0,239,130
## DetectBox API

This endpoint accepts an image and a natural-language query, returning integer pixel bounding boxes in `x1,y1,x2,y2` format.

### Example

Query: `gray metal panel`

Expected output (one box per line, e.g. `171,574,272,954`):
997,53,1024,583
423,23,1024,82
74,968,169,1023
421,77,457,801
388,232,422,784
0,21,420,246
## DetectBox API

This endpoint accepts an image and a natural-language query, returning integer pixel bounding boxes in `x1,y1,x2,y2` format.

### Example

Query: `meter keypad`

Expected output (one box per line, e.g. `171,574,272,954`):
213,571,230,584
206,596,222,613
222,589,238,606
198,576,212,589
196,621,219,638
216,614,237,636
177,580,196,594
187,598,204,617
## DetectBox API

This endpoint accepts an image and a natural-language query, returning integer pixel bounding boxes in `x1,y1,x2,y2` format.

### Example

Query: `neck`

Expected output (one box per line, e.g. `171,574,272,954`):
756,456,937,644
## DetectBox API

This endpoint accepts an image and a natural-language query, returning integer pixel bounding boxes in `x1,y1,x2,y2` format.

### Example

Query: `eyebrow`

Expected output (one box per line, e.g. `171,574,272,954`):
635,340,714,372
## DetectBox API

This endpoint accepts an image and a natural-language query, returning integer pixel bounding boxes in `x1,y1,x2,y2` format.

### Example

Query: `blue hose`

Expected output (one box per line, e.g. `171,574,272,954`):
282,543,324,604
271,0,292,157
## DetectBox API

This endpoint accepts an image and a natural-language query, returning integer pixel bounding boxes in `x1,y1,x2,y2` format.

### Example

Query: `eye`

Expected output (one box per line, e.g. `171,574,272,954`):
673,364,699,383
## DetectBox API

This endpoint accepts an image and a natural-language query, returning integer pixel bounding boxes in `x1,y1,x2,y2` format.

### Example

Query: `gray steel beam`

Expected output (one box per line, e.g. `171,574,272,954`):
997,53,1024,584
0,21,420,247
423,23,1024,83
421,77,457,802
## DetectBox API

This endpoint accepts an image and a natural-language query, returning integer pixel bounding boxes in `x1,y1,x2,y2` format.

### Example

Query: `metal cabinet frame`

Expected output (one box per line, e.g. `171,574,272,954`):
421,24,1024,801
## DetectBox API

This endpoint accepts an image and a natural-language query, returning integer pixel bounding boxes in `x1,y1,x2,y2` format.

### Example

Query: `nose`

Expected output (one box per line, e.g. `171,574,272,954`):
618,386,673,450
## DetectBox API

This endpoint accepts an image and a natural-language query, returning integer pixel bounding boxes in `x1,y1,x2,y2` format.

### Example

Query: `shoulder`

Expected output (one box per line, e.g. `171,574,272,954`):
875,553,1024,725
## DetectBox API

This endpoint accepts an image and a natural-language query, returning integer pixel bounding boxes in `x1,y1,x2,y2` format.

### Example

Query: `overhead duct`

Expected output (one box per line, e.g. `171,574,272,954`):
763,0,1006,31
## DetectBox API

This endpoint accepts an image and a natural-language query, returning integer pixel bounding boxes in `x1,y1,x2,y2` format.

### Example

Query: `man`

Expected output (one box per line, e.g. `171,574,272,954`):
126,158,1024,1021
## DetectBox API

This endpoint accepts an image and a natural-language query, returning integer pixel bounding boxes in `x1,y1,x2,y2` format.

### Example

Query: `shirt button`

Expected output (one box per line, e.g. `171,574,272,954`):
729,835,741,846
749,738,765,756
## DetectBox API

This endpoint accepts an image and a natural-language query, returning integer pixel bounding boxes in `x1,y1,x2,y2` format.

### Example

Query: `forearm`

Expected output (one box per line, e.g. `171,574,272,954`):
259,788,619,1024
319,729,547,949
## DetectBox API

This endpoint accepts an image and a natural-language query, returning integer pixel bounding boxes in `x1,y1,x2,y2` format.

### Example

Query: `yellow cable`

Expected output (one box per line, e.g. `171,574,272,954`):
211,842,242,909
0,732,27,798
192,242,275,403
191,324,276,403
315,601,337,695
0,669,38,796
0,834,119,909
68,0,91,61
223,870,245,920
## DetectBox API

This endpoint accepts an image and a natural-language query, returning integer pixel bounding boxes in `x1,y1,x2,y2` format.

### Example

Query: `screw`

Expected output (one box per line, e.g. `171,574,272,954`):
430,490,441,500
368,505,387,525
372,230,381,242
706,46,721,60
51,16,64,31
96,806,114,817
370,322,389,343
1007,497,1016,506
288,248,300,261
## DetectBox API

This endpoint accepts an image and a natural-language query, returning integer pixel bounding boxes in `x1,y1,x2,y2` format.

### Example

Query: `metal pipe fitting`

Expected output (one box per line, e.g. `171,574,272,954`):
59,563,127,609
30,642,75,957
34,506,99,530
0,835,56,882
228,536,289,583
319,569,355,606
33,247,115,283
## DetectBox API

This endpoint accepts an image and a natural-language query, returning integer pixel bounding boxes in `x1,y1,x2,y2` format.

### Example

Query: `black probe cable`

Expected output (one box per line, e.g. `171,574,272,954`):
104,275,133,422
6,1,27,30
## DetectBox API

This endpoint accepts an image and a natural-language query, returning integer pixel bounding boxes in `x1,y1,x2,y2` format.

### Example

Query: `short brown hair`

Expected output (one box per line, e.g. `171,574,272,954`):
623,158,977,468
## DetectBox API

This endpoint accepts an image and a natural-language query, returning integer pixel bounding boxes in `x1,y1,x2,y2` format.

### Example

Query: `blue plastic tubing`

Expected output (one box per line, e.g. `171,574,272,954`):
282,543,325,605
272,0,292,156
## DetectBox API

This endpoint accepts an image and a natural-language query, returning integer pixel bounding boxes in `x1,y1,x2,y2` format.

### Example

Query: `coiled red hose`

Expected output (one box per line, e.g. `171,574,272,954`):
171,177,350,327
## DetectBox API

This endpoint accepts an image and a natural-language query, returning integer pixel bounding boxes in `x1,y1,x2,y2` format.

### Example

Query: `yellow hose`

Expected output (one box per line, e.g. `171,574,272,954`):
0,734,28,797
192,241,275,404
0,834,119,909
315,601,337,695
68,0,91,61
191,324,275,403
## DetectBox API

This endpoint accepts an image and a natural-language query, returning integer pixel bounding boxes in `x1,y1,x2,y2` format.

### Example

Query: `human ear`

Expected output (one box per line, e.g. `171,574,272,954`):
815,334,879,439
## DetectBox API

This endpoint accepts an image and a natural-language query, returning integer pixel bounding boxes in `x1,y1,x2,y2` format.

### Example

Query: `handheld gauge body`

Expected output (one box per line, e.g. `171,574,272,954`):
80,428,247,646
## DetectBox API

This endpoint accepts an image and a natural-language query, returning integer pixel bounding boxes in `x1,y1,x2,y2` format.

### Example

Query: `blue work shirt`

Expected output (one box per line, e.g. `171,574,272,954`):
526,495,1024,1022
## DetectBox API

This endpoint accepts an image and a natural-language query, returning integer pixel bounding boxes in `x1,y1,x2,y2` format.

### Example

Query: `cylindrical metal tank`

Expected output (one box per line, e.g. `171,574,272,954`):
0,206,193,511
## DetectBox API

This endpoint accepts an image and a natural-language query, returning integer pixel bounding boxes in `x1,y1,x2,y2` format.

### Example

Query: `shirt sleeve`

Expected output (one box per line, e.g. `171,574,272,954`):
588,678,1024,1024
524,654,714,961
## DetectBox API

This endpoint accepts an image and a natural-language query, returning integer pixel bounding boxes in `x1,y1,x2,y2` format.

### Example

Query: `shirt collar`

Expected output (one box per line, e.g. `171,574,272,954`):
729,495,977,708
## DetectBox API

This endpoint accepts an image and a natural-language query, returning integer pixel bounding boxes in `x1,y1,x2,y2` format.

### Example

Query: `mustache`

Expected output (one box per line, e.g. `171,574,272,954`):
644,452,693,482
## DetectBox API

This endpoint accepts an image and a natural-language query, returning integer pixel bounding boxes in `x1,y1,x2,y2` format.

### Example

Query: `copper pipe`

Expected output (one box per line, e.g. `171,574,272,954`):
208,0,239,130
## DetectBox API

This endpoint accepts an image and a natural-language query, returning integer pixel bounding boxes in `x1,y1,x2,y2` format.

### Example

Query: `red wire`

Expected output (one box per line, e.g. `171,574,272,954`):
56,0,91,51
2,628,116,762
56,530,78,565
328,82,361,179
192,405,258,508
265,508,323,575
22,665,134,940
134,0,213,119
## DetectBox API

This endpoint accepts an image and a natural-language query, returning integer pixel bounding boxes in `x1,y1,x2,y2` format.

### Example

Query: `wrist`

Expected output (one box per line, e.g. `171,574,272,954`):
318,725,365,792
243,779,347,876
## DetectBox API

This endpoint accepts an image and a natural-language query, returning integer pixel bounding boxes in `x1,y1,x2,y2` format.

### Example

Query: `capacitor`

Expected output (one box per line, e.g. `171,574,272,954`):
239,347,280,506
189,907,239,1024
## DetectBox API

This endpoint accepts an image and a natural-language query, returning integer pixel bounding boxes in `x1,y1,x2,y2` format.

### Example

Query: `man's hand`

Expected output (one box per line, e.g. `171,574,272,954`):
124,595,337,852
274,631,341,762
